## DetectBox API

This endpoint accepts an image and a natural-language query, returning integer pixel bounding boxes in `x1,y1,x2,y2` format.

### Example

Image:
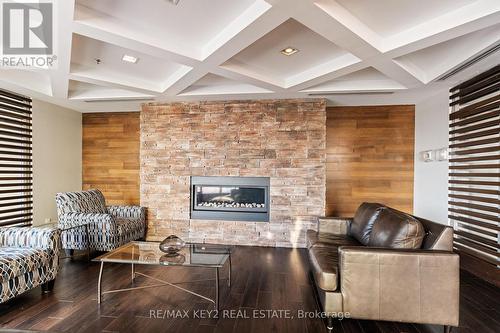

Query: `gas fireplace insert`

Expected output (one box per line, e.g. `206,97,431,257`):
190,176,270,222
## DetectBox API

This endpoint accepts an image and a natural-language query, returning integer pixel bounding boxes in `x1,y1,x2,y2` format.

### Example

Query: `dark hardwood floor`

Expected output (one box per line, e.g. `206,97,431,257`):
0,246,498,333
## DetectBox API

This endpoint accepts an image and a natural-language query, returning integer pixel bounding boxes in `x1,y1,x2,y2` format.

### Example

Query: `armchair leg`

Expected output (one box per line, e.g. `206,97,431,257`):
444,326,452,333
41,279,55,293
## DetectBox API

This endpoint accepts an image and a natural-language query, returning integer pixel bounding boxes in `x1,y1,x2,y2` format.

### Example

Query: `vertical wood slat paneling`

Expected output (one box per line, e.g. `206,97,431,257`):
82,112,140,205
449,64,500,273
326,105,415,217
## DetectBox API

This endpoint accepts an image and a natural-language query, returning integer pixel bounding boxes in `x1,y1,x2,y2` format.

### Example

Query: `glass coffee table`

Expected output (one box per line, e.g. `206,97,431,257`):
93,241,232,310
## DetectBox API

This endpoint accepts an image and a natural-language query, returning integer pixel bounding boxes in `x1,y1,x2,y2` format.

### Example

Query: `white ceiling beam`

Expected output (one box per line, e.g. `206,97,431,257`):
288,0,422,90
367,57,424,87
74,4,201,62
160,0,291,96
301,0,383,56
69,89,153,101
201,3,290,67
0,78,85,112
285,53,362,89
290,0,500,90
50,0,75,99
287,61,369,92
166,90,310,103
213,66,285,92
386,14,500,59
201,0,274,60
72,20,200,68
160,67,210,97
383,0,500,54
68,72,160,96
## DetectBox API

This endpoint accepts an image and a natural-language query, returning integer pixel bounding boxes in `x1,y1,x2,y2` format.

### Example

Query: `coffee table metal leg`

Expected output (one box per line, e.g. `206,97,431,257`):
228,254,232,288
215,267,219,311
131,245,135,282
97,261,104,304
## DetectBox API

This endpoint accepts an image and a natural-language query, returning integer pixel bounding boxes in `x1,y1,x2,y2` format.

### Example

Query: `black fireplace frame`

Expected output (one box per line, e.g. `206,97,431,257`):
190,176,270,222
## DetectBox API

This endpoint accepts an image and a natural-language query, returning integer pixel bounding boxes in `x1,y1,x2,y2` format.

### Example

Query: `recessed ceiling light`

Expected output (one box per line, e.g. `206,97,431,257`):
280,47,299,56
122,54,138,64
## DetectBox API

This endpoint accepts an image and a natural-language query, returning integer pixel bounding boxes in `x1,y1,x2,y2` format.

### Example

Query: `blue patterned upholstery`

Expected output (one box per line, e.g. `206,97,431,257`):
0,226,61,303
108,205,145,220
56,189,107,215
0,248,52,283
55,190,146,251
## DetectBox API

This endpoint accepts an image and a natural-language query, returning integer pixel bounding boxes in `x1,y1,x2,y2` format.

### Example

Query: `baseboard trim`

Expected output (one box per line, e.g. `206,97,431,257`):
459,251,500,288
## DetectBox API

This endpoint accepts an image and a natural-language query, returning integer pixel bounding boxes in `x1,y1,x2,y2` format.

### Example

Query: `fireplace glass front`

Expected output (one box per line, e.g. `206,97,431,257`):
190,176,270,222
194,186,266,212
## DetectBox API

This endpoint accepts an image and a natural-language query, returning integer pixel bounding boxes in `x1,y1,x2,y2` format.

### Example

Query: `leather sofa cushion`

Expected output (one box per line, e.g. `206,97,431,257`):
309,246,339,292
368,208,425,249
349,203,385,245
306,230,361,248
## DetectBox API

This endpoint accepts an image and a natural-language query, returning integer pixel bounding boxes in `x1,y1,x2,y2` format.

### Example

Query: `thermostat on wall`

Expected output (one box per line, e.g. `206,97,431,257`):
420,150,434,162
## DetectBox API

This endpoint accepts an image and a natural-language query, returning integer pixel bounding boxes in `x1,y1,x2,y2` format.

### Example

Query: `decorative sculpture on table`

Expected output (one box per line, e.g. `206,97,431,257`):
159,235,185,256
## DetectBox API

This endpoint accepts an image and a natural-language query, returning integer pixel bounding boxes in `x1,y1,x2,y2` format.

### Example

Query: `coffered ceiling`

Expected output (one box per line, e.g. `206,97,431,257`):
0,0,499,112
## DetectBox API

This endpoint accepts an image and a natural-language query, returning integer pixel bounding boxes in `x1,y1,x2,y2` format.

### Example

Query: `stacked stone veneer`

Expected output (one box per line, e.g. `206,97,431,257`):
140,99,326,247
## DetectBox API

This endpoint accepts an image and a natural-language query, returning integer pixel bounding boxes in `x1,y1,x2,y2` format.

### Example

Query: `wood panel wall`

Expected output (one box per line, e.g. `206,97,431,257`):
82,112,140,205
326,105,415,217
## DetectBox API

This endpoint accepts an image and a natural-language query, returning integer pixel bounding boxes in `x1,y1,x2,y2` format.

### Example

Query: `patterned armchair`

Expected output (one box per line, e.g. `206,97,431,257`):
0,226,61,303
55,189,146,252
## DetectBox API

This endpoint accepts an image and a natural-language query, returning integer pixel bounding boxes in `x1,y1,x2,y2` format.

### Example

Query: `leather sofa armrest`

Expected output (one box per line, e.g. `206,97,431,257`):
338,246,459,326
318,217,352,235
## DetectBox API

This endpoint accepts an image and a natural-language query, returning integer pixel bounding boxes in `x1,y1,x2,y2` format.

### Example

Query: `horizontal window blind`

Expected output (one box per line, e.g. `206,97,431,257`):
449,64,499,268
0,88,32,226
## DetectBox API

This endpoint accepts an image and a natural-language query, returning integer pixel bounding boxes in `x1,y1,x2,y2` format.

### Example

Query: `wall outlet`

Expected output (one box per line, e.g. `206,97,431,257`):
44,218,52,224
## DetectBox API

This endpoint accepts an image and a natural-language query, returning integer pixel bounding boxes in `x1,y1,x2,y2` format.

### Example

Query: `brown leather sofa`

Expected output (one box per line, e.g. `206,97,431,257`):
307,203,459,332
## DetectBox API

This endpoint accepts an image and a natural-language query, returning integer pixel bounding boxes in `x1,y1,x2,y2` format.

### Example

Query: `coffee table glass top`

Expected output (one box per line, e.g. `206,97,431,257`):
93,241,231,268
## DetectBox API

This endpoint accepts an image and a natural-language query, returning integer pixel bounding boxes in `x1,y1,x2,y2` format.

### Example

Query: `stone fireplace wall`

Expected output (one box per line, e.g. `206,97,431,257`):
140,99,326,247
